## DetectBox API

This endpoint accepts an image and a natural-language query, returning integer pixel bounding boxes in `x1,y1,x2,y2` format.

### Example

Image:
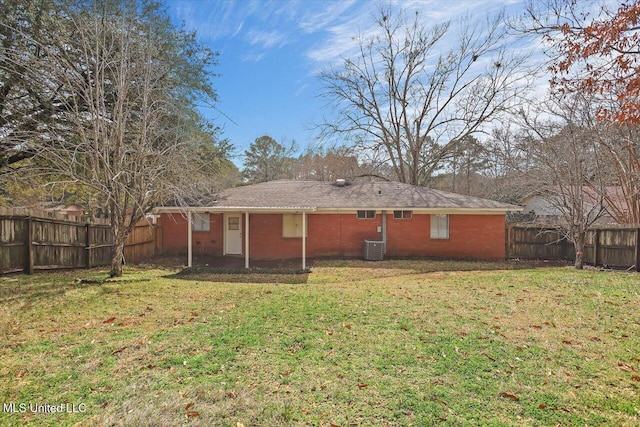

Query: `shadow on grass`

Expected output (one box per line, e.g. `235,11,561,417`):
0,276,105,309
163,258,573,285
311,257,572,273
0,270,151,307
167,266,311,284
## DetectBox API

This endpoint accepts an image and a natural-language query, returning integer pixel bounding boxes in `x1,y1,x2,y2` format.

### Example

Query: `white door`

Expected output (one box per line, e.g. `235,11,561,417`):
224,214,242,254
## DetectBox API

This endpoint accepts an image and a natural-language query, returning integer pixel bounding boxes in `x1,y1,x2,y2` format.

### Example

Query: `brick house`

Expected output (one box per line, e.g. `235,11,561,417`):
155,179,521,268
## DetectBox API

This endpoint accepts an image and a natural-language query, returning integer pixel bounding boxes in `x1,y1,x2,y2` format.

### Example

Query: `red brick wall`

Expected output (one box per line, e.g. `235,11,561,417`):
247,213,382,258
160,213,224,256
160,211,506,260
385,213,505,259
307,213,382,257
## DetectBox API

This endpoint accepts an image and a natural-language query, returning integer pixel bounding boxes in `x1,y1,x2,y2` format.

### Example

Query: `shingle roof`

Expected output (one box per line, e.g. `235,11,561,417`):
210,179,521,211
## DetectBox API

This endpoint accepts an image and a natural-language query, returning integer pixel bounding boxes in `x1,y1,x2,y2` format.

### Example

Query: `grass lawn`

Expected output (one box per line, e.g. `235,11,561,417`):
1,259,639,426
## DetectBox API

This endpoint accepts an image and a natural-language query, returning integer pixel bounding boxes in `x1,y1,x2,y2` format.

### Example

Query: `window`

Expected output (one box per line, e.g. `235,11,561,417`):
192,213,210,232
228,216,239,231
282,214,307,238
393,210,412,219
430,214,449,239
357,210,376,219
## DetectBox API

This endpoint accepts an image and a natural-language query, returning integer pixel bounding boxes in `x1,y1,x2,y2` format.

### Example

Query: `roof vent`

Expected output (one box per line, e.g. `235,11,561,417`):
335,179,346,187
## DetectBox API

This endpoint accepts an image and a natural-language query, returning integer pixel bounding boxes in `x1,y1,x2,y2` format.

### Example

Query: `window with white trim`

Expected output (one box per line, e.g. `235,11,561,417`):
430,214,449,239
393,210,412,219
282,214,307,238
357,210,376,219
192,213,210,232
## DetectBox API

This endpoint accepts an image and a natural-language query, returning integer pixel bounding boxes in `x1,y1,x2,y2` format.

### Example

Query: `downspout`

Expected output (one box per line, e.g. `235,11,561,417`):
382,210,387,254
302,211,306,270
244,211,250,269
187,210,193,268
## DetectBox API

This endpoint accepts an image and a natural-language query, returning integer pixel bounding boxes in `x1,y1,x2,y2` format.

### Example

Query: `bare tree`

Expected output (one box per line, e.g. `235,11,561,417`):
517,0,640,224
319,7,532,185
481,125,536,205
14,0,222,276
595,124,640,224
518,95,608,269
292,145,365,181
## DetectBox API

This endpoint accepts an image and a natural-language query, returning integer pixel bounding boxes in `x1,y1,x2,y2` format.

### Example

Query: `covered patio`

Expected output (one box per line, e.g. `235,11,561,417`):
172,207,315,271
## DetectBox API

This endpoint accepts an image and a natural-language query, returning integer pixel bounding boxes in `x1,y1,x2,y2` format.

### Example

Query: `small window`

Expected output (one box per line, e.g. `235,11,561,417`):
228,216,239,231
283,214,307,238
393,210,412,219
357,210,376,219
430,214,449,239
192,213,210,232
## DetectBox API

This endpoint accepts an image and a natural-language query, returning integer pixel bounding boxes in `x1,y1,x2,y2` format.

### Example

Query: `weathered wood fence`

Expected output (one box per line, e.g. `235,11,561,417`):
507,223,640,271
0,208,160,274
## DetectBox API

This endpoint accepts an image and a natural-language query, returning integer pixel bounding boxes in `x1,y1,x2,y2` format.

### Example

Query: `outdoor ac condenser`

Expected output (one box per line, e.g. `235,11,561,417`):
364,240,384,261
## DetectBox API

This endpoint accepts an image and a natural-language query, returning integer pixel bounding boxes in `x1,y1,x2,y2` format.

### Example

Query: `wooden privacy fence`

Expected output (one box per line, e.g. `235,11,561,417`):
507,223,640,271
0,208,160,274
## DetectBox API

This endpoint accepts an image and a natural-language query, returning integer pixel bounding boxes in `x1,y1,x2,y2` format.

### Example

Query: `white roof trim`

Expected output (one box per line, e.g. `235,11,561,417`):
154,206,521,214
154,206,317,213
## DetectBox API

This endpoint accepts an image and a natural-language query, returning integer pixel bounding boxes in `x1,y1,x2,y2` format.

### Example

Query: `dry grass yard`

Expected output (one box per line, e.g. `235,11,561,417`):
1,259,639,426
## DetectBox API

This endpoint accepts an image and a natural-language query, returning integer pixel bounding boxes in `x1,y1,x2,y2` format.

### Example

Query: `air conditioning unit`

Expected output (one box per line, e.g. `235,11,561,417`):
364,240,384,261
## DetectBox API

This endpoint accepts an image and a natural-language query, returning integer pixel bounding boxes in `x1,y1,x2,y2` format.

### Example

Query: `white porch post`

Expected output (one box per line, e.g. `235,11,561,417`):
244,211,250,269
302,211,307,270
187,210,193,267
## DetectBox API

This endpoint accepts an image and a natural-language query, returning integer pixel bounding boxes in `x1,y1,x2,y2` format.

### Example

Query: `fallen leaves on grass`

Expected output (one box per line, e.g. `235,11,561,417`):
433,397,447,406
112,346,127,355
185,402,199,418
499,392,519,401
103,316,116,324
618,362,636,372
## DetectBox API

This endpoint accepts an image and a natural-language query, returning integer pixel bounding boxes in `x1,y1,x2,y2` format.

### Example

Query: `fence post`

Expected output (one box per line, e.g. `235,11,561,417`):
635,228,640,272
593,229,600,267
86,223,92,269
25,217,33,274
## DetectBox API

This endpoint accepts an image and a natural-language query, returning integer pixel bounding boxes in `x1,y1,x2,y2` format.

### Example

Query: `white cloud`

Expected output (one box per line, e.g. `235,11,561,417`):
245,30,289,49
297,0,359,33
304,0,531,72
241,51,266,63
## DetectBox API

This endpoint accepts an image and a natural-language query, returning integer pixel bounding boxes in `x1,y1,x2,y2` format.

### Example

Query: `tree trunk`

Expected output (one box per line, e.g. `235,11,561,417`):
110,240,125,277
109,216,130,278
574,236,585,270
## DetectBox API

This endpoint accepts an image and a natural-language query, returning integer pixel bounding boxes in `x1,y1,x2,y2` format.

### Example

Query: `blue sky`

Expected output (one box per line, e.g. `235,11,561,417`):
166,0,534,164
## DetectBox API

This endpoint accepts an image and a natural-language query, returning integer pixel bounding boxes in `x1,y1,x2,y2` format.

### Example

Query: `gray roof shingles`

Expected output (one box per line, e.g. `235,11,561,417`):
211,180,521,211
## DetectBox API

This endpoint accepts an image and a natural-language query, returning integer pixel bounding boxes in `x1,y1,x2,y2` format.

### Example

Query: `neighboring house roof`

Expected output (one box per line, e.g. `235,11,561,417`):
522,186,628,224
157,179,522,213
